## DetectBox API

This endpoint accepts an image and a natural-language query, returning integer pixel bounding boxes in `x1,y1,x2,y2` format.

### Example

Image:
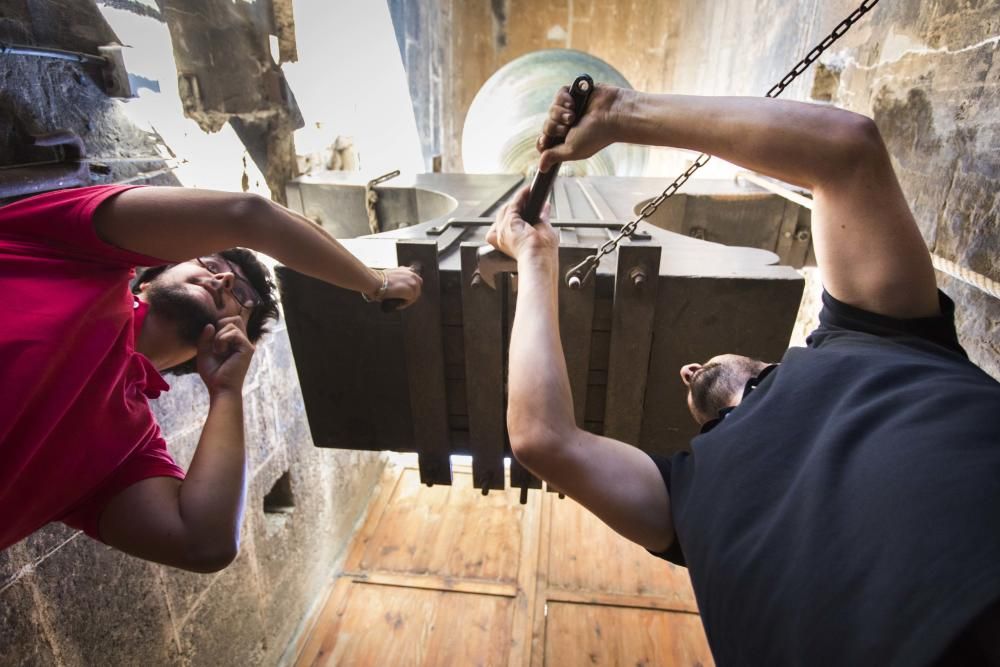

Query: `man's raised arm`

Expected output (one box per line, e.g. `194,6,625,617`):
487,188,675,553
93,187,421,306
539,86,939,319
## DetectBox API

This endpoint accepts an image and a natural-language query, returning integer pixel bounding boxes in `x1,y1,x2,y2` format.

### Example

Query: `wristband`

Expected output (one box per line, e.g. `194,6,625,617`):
361,269,389,302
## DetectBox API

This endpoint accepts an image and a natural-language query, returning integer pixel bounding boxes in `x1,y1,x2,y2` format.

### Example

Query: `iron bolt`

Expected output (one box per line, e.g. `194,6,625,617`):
629,266,647,289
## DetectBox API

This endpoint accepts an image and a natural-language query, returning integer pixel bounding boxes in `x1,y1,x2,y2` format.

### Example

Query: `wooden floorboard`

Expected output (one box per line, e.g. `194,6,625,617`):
294,462,713,667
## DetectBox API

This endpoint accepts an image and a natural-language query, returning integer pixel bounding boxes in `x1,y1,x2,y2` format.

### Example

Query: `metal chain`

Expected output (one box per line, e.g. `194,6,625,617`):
566,0,883,287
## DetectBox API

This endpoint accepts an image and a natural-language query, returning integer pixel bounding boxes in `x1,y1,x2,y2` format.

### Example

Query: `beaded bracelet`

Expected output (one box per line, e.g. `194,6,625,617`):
361,269,388,303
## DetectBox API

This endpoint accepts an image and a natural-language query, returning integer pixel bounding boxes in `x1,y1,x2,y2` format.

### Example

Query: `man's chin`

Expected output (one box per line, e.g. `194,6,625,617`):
146,284,216,346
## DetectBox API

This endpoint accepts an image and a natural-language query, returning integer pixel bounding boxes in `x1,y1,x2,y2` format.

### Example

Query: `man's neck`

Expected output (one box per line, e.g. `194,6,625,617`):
135,297,195,371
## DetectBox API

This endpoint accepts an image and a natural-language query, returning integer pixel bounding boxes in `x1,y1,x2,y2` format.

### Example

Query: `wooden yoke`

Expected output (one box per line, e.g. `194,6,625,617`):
277,173,806,502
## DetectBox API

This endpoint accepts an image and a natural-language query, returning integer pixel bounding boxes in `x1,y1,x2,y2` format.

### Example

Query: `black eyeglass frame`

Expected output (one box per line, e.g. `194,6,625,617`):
193,256,262,312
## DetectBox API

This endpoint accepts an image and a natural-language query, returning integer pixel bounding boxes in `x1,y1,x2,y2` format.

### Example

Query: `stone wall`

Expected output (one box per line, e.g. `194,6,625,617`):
388,0,447,171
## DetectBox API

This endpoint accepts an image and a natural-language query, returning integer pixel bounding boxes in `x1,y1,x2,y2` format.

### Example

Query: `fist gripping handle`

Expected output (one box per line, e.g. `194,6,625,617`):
521,74,594,224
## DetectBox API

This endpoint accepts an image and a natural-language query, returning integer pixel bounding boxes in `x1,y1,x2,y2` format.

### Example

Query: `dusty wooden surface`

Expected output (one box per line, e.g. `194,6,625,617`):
294,463,713,666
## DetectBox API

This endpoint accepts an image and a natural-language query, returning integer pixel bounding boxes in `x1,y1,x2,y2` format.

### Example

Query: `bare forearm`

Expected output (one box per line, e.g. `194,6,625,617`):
95,188,381,296
178,390,247,556
507,250,577,447
616,92,875,189
244,197,381,294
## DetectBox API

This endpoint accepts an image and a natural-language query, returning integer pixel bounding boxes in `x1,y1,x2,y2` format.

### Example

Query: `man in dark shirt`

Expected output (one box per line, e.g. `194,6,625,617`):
488,85,1000,665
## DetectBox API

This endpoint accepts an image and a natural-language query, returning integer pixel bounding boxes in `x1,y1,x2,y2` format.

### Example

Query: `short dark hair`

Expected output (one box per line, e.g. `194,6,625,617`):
132,248,281,376
690,356,769,421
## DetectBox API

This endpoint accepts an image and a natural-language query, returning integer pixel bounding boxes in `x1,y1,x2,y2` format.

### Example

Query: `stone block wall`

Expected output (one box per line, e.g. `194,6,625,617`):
0,324,387,666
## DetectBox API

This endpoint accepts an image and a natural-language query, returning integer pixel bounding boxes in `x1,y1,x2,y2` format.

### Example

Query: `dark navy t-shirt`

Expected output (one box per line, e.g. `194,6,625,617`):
651,290,1000,667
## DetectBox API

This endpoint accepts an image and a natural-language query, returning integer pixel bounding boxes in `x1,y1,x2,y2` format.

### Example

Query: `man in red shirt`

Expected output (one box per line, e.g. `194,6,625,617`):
0,185,421,572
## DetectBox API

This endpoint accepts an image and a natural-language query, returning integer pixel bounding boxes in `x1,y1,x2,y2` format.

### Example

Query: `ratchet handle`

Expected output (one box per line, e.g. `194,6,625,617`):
522,74,594,225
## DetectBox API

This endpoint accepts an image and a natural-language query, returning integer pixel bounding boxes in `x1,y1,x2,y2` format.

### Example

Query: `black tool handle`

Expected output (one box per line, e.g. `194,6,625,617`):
522,74,594,224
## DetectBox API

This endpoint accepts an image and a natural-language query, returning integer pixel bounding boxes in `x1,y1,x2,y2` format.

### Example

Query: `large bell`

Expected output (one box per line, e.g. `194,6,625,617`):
461,49,650,177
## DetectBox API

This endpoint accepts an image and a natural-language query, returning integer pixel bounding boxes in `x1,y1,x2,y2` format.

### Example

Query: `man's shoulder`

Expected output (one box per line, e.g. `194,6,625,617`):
807,289,966,358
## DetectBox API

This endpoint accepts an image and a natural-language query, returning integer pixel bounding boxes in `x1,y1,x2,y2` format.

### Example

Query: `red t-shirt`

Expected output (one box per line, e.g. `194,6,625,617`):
0,185,185,549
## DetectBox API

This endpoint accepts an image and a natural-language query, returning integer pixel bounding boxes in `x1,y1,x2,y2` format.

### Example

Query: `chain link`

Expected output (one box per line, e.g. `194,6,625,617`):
566,0,883,287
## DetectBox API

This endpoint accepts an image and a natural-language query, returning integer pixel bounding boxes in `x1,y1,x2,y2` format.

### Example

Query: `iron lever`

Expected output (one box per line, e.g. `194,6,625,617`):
521,74,594,224
473,73,594,291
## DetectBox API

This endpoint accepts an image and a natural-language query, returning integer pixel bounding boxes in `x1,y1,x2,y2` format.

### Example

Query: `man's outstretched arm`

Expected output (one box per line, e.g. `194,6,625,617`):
488,188,674,552
93,187,421,306
539,87,939,319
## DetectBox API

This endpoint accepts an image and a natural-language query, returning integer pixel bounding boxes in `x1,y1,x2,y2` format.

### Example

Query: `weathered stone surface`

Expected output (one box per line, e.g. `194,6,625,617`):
18,523,81,567
0,578,61,667
28,537,181,665
245,383,287,478
0,542,24,590
389,0,447,169
173,547,268,666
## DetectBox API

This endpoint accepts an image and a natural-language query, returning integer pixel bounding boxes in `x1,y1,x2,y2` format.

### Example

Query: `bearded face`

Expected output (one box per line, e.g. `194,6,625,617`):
682,354,770,424
143,279,217,347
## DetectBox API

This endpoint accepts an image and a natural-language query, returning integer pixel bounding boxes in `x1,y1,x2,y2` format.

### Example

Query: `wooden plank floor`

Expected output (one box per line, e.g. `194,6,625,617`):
295,461,713,667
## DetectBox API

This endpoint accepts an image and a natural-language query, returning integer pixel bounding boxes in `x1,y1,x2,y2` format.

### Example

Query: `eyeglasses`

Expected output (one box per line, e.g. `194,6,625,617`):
194,256,262,311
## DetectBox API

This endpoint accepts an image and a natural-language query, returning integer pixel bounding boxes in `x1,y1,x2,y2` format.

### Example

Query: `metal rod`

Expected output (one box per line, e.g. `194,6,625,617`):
0,42,106,66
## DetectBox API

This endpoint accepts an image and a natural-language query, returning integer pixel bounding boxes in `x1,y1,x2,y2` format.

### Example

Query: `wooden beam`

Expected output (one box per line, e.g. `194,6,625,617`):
397,240,452,486
558,245,597,426
604,244,661,445
460,243,506,492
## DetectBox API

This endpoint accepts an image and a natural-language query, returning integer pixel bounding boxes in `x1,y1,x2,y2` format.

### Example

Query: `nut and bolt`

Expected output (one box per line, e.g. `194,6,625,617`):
629,266,647,289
